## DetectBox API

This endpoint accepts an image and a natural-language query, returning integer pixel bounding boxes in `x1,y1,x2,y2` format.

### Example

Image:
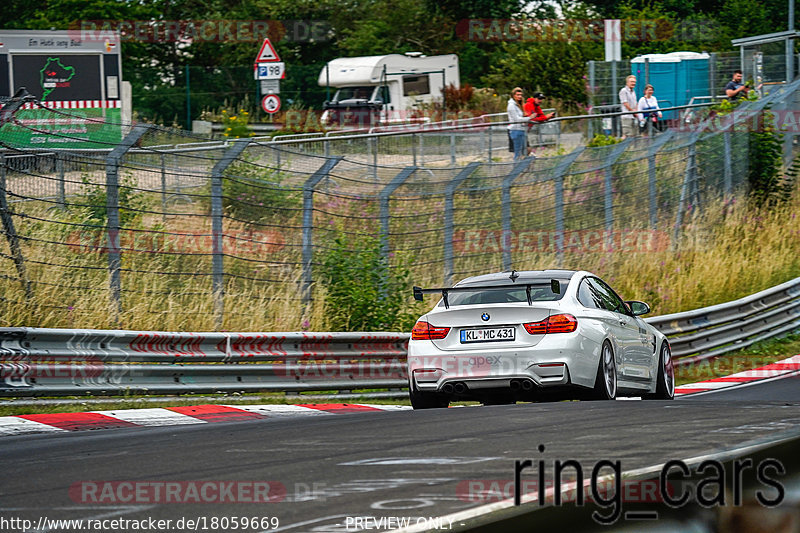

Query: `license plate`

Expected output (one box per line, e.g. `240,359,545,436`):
460,327,515,343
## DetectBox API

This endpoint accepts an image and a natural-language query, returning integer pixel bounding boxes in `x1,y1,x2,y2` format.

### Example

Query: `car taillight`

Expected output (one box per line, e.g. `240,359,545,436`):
523,321,547,335
411,321,450,340
523,314,578,335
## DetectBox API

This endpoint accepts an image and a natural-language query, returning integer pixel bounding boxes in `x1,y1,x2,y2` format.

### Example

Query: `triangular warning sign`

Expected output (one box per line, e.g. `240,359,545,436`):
255,38,280,63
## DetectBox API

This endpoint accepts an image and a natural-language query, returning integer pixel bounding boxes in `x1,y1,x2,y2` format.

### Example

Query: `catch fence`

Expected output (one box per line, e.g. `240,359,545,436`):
1,80,799,331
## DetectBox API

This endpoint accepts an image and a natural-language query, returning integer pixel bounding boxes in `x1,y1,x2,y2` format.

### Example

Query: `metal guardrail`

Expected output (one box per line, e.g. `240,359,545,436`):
0,277,798,397
645,276,800,365
0,331,408,397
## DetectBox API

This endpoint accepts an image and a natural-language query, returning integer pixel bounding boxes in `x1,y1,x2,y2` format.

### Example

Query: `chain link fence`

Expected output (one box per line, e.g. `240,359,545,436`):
1,81,798,331
585,51,796,136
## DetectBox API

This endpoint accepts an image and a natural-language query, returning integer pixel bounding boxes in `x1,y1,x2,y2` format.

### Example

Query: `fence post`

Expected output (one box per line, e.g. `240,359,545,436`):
105,124,151,322
673,133,699,249
450,132,456,166
379,167,417,262
588,61,595,139
371,136,378,178
302,156,344,304
709,53,717,97
611,61,619,109
723,129,733,198
487,126,493,163
419,133,424,166
160,153,167,222
444,162,480,286
56,155,66,209
0,155,33,299
647,130,675,229
602,139,631,235
501,159,536,271
411,133,418,167
549,146,585,266
210,139,251,330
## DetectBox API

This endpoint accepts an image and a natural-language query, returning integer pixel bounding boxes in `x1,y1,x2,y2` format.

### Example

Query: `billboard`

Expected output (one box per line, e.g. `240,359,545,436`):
0,30,124,148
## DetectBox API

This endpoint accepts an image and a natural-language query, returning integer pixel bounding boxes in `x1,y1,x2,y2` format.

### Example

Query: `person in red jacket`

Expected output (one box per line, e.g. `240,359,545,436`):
523,92,555,122
523,92,555,155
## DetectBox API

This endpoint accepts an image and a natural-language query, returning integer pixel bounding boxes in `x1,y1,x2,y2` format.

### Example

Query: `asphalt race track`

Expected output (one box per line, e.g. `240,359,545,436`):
1,375,799,533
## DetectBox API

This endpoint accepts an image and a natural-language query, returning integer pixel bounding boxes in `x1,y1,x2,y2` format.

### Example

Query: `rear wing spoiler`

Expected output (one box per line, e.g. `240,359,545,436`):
412,280,562,309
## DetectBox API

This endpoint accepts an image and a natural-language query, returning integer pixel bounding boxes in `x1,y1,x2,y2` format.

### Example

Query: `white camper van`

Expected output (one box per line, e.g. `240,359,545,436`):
317,53,459,126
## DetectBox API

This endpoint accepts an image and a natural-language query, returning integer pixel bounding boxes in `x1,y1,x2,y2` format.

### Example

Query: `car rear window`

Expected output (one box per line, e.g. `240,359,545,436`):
438,282,569,307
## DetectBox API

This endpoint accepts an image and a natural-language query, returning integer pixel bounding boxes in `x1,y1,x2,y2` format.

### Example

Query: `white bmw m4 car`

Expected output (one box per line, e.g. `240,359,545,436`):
407,270,674,408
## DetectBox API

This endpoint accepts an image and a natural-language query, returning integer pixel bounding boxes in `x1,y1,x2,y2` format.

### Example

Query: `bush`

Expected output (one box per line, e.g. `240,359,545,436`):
317,233,417,331
587,134,621,147
221,109,255,138
71,173,146,228
222,166,300,225
444,83,474,112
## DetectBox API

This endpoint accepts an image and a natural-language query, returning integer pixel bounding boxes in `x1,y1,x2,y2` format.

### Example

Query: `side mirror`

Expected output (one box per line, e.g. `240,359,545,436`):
625,300,651,316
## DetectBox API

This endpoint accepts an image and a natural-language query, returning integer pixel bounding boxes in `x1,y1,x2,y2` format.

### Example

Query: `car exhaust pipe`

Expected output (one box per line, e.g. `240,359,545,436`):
509,379,521,391
521,379,534,391
441,383,454,394
453,382,467,395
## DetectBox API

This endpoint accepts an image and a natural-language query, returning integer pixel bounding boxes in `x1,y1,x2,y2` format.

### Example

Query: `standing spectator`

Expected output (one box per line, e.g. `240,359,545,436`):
523,92,555,156
725,70,749,101
524,92,556,123
637,84,663,135
507,87,529,161
618,75,638,138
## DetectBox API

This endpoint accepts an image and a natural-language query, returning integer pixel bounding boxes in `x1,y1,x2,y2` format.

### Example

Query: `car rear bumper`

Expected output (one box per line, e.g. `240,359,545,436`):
408,338,601,396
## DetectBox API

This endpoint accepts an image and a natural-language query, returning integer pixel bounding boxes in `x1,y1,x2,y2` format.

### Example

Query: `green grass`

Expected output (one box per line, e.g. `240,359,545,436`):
0,392,412,417
674,332,800,386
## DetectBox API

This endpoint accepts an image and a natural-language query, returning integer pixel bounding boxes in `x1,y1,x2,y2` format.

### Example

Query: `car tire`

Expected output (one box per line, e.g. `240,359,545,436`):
591,341,617,400
409,388,449,409
646,343,675,400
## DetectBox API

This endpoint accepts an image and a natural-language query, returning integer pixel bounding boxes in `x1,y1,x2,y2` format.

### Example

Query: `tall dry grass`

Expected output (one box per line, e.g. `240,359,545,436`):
1,185,798,331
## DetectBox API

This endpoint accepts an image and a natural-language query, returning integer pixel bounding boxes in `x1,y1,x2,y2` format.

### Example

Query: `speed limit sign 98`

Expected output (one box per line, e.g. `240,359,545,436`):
262,94,281,114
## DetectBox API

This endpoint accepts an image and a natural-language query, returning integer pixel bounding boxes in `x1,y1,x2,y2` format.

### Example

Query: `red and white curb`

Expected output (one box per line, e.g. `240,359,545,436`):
675,354,800,396
0,404,411,437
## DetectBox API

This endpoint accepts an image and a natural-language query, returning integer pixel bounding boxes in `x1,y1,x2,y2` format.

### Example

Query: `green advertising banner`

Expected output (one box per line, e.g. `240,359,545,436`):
3,106,122,149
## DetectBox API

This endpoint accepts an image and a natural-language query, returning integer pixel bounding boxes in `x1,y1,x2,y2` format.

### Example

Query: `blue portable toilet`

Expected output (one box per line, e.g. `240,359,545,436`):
631,52,710,121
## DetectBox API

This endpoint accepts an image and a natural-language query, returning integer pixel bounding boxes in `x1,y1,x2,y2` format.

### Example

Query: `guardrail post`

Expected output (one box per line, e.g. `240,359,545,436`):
549,146,585,266
647,131,674,229
444,162,480,286
0,155,33,299
501,159,536,270
673,133,699,249
602,139,631,235
56,155,66,209
105,124,152,322
210,139,251,330
302,157,344,303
